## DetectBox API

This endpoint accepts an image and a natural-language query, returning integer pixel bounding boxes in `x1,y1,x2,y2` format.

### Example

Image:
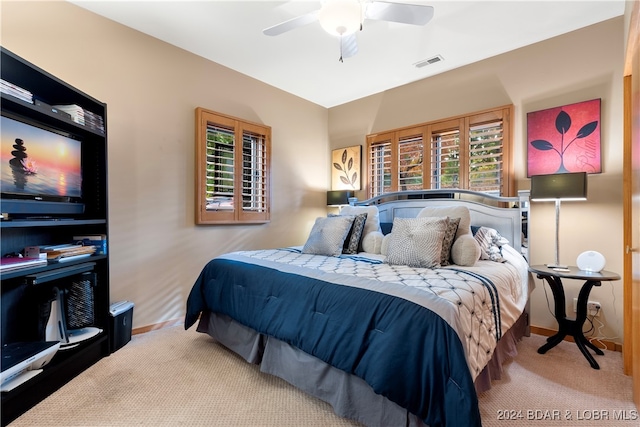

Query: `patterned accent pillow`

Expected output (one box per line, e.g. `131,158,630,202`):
440,217,460,266
385,217,448,268
473,226,509,262
302,216,355,257
339,205,381,252
341,213,368,254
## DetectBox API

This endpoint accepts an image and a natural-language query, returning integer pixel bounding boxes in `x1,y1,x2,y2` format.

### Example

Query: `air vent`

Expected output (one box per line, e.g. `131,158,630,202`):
414,55,444,68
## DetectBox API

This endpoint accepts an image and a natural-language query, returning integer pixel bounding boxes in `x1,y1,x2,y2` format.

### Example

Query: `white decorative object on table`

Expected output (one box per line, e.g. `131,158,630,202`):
576,251,606,272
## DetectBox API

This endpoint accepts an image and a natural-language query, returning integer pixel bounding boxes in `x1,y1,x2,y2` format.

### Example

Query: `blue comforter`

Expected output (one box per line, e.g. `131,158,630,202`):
185,254,483,427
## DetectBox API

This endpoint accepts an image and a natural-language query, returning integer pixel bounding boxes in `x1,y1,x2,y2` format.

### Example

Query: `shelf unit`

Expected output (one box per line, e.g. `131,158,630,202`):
1,47,110,426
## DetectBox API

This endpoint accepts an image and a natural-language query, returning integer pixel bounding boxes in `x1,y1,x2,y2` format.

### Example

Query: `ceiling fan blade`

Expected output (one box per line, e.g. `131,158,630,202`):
263,11,319,36
365,1,434,26
341,34,359,59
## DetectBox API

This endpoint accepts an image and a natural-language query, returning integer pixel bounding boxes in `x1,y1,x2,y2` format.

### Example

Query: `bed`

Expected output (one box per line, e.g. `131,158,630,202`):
185,189,531,427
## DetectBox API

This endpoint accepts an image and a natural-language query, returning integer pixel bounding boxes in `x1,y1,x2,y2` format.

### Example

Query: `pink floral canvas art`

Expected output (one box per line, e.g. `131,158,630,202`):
527,98,601,177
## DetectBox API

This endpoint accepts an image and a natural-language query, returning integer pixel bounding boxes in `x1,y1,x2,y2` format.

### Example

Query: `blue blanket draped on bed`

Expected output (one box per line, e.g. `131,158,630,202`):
185,257,482,427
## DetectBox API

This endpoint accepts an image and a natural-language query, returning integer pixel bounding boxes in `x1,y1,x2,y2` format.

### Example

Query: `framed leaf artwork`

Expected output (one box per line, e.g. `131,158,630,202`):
527,98,601,177
332,145,361,190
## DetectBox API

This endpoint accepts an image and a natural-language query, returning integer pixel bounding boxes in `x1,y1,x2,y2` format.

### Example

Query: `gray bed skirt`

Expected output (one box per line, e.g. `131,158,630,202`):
196,310,528,427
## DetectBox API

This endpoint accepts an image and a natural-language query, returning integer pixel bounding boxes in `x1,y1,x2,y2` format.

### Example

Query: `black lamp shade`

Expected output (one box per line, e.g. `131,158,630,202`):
531,172,587,201
327,190,353,206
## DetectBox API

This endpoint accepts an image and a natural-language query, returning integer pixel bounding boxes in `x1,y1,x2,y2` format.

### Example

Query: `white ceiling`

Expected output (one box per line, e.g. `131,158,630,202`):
70,0,625,108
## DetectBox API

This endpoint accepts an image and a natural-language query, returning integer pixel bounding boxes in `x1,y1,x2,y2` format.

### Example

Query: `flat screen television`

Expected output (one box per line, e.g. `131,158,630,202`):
1,114,84,217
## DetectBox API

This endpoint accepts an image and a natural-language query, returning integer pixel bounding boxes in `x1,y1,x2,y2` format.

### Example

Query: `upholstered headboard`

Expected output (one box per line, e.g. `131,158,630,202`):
354,190,529,251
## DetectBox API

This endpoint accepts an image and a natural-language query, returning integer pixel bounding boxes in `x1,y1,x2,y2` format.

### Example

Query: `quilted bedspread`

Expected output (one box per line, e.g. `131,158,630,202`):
185,248,526,427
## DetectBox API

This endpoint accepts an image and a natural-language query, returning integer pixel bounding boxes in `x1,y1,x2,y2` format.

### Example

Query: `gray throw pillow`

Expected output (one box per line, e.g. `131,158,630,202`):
302,216,355,257
386,217,448,268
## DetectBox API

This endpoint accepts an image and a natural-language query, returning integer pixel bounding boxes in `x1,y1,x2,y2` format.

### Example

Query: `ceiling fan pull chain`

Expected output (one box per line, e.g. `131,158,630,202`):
339,35,344,62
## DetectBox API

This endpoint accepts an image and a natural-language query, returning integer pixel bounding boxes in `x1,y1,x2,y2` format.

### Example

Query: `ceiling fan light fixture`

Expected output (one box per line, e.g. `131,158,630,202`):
318,0,362,37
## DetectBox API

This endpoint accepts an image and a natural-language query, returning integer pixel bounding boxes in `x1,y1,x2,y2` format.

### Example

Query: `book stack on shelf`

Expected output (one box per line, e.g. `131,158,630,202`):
84,110,105,133
41,244,96,263
51,104,84,125
0,79,33,104
73,234,107,255
52,104,105,133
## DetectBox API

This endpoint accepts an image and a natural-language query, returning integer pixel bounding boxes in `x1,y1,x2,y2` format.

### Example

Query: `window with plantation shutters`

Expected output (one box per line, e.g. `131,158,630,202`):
196,108,271,224
367,105,513,198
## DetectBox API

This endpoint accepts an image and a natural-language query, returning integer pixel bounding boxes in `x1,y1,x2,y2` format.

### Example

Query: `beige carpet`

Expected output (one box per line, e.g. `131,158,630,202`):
10,326,637,426
478,335,636,427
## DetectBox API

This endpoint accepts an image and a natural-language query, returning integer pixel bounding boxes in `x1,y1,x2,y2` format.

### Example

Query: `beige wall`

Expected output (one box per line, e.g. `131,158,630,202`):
1,1,330,329
329,17,625,342
1,2,627,343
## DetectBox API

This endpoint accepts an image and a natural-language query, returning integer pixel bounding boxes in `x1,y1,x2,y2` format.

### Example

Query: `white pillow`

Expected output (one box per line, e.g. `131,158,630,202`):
385,217,448,268
339,205,382,251
362,231,384,254
417,206,471,239
450,234,481,266
302,216,354,257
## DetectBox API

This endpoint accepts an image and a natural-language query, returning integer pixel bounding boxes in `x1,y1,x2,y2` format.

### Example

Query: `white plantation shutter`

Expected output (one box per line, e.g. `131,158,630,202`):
367,106,513,197
241,130,268,213
469,121,503,195
206,123,235,209
398,134,423,191
369,138,392,198
196,108,271,224
430,129,460,189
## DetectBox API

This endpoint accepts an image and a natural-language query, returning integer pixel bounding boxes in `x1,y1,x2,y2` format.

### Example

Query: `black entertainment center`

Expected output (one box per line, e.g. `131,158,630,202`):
1,47,110,425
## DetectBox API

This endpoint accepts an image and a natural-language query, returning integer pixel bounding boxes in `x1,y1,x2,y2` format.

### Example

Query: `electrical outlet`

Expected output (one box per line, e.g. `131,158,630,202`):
572,298,601,317
587,301,601,317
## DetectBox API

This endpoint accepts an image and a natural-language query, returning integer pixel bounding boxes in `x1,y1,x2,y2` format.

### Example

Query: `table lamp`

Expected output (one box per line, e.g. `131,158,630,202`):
530,172,587,268
326,190,353,211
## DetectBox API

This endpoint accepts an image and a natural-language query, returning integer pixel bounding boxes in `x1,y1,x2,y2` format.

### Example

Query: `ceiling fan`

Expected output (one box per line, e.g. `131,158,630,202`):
263,0,435,61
